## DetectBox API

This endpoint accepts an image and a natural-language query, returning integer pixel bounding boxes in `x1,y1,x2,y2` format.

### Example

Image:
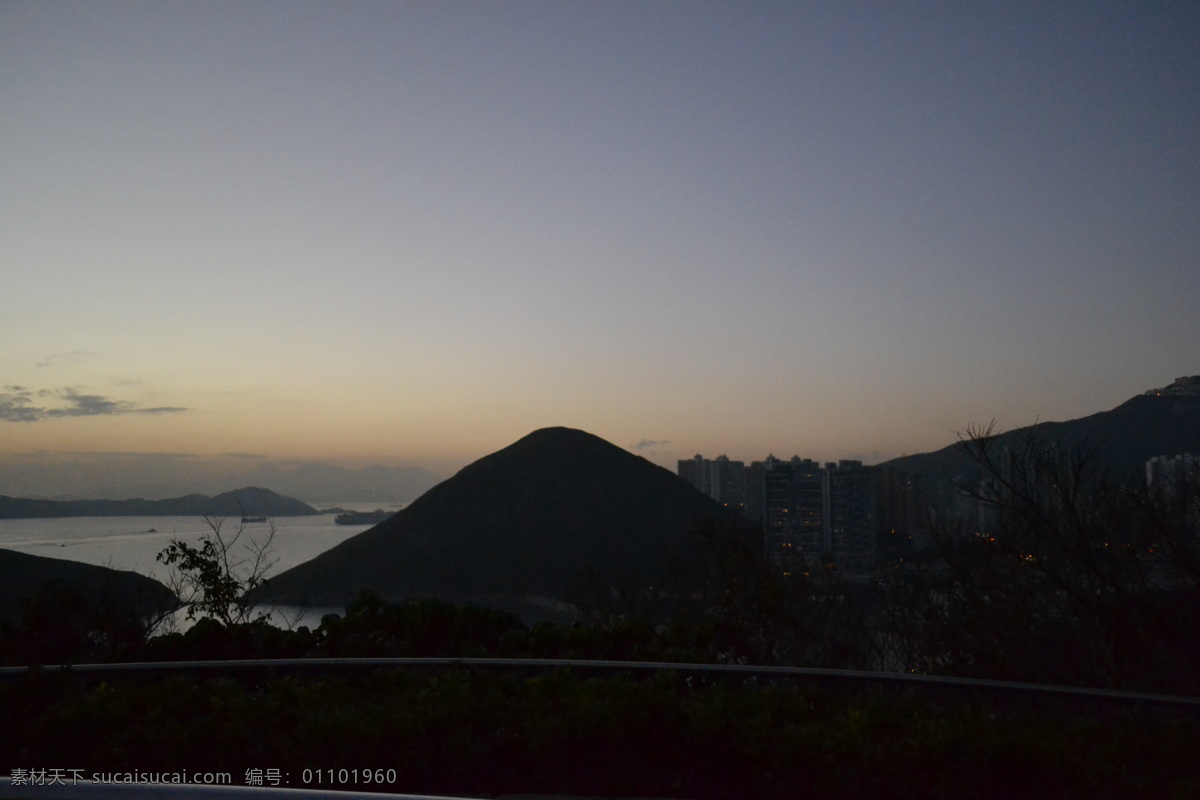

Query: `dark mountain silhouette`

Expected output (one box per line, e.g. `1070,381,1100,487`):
0,487,317,519
253,427,733,611
879,387,1200,484
0,548,176,626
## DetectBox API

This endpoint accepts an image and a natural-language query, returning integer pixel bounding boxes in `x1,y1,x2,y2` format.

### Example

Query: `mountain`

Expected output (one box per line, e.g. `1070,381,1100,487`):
0,459,441,506
0,487,318,519
0,548,176,626
879,384,1200,484
253,427,733,611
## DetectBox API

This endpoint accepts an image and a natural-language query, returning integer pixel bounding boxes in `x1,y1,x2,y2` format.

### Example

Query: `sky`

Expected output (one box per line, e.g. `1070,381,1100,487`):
3,1,1199,493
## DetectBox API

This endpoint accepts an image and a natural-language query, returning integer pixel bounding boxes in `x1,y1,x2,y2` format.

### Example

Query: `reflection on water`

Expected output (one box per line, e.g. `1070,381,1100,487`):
150,604,347,635
255,605,346,631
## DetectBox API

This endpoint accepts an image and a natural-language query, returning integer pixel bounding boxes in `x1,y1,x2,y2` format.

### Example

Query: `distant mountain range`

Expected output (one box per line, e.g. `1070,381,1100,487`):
252,427,735,616
879,384,1200,484
0,461,442,507
0,487,317,519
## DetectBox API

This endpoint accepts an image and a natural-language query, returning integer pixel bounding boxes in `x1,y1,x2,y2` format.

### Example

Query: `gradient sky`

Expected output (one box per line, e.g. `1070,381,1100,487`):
3,1,1198,486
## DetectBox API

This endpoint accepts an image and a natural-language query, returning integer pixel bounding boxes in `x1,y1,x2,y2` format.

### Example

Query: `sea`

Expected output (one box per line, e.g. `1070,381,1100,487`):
0,507,395,629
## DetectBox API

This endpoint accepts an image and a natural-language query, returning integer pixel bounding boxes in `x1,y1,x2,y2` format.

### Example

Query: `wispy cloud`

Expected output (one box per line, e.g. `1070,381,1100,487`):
36,351,97,368
0,386,186,422
44,389,130,417
632,438,670,451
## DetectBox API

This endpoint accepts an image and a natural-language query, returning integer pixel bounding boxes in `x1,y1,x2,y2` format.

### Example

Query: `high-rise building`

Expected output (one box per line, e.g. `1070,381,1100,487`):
760,456,797,569
680,451,881,572
678,454,746,510
873,466,926,555
826,460,874,571
713,454,748,511
677,454,709,496
789,457,827,555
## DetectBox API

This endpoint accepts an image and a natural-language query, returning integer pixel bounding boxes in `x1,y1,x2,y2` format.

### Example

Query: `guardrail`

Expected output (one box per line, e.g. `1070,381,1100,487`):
3,656,1200,709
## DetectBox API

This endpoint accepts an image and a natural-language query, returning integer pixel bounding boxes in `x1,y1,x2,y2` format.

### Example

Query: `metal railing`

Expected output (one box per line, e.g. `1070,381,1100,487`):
3,656,1200,709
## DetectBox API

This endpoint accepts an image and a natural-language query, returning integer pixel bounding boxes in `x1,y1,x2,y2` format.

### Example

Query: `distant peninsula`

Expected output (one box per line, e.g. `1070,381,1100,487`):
0,487,317,519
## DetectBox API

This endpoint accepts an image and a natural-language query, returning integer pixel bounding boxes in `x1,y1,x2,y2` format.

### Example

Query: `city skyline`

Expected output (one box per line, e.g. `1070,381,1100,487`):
4,2,1198,492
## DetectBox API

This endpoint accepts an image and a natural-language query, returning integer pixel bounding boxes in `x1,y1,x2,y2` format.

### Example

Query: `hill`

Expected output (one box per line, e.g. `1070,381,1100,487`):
0,487,317,519
253,427,734,611
879,390,1200,484
0,548,176,627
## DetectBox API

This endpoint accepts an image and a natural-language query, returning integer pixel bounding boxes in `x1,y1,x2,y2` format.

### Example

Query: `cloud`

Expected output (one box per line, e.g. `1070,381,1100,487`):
0,387,186,422
0,389,42,422
36,351,97,368
632,438,670,451
44,389,129,417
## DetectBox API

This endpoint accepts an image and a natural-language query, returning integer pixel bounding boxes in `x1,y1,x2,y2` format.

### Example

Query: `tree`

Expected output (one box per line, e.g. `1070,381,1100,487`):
878,422,1200,692
156,514,277,627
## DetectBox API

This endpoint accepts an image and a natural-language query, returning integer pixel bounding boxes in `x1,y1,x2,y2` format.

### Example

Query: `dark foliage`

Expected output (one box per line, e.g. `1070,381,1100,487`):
0,549,175,665
877,423,1200,693
0,582,154,665
156,515,276,627
3,665,1197,799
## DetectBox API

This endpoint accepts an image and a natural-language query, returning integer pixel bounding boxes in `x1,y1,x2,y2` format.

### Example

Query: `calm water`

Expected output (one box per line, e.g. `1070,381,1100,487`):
0,513,385,627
